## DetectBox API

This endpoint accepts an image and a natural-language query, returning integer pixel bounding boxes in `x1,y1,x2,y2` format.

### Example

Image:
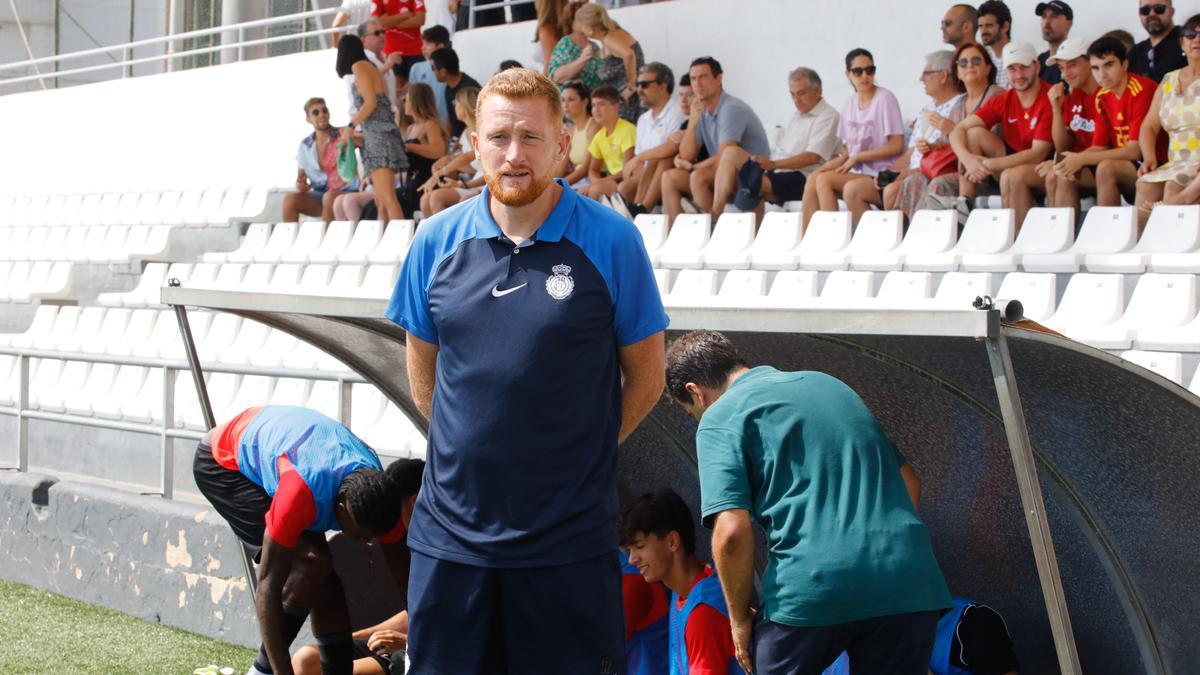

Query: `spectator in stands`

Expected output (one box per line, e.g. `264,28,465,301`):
423,0,457,37
338,34,409,223
1107,29,1138,55
612,62,684,217
401,83,449,214
498,59,524,72
942,4,979,51
285,97,358,224
430,47,481,137
664,330,950,674
583,85,637,203
576,3,645,122
618,547,670,675
376,0,426,91
292,459,426,675
347,20,400,121
909,42,1004,217
1037,37,1100,216
419,86,483,216
801,48,905,228
332,0,374,46
844,51,963,218
946,41,1053,223
548,1,603,90
1050,37,1157,219
662,57,770,223
192,406,413,675
730,67,840,220
1035,1,1072,85
533,0,566,74
388,68,666,674
619,489,739,675
620,73,705,217
332,181,379,224
1132,1,1186,82
1136,13,1200,223
977,0,1013,88
408,25,451,126
561,82,599,187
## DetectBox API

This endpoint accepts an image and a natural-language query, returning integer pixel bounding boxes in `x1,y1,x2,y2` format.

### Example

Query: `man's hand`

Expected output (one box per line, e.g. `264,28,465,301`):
1047,82,1065,110
1139,158,1159,177
667,130,684,144
296,174,310,192
689,98,704,125
962,154,992,183
384,52,403,68
928,110,954,135
367,629,407,654
834,154,858,173
915,138,932,155
751,155,775,171
1034,159,1055,178
1054,151,1088,178
731,615,754,674
674,156,694,171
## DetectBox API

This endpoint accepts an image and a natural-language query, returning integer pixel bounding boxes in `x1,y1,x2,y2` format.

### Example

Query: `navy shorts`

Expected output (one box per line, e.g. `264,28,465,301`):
406,550,625,675
754,609,940,675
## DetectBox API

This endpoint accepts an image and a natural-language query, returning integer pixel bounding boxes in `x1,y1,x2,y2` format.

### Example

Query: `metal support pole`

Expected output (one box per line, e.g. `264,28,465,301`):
16,355,29,471
159,365,176,498
53,0,61,87
168,283,258,594
237,26,244,63
337,377,352,427
986,331,1082,674
126,0,135,78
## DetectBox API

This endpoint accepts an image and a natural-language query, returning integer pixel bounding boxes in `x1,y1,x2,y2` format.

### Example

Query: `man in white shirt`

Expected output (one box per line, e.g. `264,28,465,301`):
332,0,375,46
345,20,399,120
612,62,685,218
729,67,840,220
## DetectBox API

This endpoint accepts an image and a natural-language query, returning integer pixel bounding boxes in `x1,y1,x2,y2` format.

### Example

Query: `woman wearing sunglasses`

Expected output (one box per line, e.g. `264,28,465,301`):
1137,14,1200,216
800,48,905,228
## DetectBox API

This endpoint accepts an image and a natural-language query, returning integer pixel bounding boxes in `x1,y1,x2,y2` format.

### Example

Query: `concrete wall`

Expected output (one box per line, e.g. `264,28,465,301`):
0,0,1166,195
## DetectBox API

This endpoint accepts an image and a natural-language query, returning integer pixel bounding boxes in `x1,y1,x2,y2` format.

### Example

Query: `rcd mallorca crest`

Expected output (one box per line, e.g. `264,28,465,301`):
546,264,574,300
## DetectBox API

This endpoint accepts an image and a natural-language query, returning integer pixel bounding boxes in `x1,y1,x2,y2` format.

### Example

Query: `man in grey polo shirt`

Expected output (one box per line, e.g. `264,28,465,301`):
662,56,770,223
728,66,840,220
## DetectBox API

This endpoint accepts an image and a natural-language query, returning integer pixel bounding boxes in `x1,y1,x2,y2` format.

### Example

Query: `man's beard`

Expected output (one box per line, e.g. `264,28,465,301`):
1146,19,1168,36
486,166,554,207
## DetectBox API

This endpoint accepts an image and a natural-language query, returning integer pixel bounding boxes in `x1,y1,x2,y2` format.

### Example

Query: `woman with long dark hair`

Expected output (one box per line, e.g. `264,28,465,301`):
337,34,408,222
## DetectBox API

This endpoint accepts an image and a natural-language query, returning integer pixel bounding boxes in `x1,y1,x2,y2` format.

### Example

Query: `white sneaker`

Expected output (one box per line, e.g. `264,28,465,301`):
925,193,971,225
609,192,633,219
680,197,699,214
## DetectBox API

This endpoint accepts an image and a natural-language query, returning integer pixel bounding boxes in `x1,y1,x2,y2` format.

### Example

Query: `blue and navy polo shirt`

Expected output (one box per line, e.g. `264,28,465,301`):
386,179,669,568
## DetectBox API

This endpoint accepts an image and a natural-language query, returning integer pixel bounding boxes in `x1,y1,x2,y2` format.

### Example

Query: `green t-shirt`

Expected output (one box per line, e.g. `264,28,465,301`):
697,366,951,627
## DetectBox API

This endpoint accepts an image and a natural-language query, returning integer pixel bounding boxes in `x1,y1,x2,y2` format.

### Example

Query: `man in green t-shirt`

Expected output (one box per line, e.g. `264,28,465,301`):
664,330,952,674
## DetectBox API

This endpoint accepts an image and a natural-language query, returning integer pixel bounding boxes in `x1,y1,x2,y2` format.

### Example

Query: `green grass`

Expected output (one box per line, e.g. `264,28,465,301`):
0,578,255,674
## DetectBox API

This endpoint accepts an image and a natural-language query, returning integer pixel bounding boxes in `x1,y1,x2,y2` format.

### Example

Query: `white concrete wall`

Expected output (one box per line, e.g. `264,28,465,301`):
0,0,1167,195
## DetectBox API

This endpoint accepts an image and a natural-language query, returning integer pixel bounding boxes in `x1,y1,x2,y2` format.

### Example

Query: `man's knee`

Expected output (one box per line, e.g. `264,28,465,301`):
292,644,322,675
720,145,749,167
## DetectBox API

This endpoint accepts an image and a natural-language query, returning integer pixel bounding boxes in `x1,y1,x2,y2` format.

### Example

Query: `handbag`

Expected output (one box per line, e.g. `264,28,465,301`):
337,138,358,182
919,144,957,180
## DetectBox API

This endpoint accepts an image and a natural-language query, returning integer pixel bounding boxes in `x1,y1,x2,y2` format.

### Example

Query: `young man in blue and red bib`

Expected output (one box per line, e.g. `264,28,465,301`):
619,549,670,675
192,405,415,675
619,488,743,675
1052,36,1160,228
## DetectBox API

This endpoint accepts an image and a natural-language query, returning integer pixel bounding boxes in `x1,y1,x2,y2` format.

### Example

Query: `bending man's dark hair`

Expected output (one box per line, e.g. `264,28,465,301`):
336,34,369,78
618,487,697,555
384,457,426,500
338,466,404,536
664,329,749,404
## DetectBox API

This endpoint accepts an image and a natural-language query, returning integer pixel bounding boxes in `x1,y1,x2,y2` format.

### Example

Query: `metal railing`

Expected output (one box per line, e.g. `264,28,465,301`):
0,346,366,498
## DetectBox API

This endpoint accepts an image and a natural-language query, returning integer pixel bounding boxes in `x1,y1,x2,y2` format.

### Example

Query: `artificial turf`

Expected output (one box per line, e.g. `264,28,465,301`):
0,578,255,674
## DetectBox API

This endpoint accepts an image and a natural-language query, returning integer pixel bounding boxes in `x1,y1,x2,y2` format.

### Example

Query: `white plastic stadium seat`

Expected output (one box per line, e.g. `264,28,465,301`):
701,213,757,269
96,262,170,307
0,304,57,349
337,221,383,264
216,317,272,364
876,271,933,304
747,212,804,270
837,211,904,272
92,365,150,419
254,222,298,262
934,272,994,308
1023,206,1136,273
1120,350,1184,386
717,270,769,298
962,208,1074,272
767,271,821,302
1091,205,1200,272
668,269,718,299
309,221,355,264
360,265,398,297
208,222,272,263
996,273,1057,323
299,264,334,292
854,210,956,271
653,269,670,297
270,377,312,407
368,220,416,265
794,211,854,271
634,214,669,260
268,263,303,291
280,221,327,263
1044,274,1126,345
820,270,875,301
657,214,713,269
1070,274,1196,350
908,209,1014,272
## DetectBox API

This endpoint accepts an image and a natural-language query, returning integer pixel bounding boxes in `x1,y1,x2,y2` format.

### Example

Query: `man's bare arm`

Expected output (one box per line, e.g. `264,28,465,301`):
617,331,665,443
900,463,921,509
712,508,757,673
406,332,438,420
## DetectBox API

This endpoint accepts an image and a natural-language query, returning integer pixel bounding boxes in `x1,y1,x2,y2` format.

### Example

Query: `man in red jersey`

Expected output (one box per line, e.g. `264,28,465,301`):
1054,36,1159,214
374,0,426,91
949,40,1054,227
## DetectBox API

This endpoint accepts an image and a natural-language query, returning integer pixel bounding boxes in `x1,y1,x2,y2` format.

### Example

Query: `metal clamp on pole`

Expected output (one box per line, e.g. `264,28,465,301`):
167,278,259,595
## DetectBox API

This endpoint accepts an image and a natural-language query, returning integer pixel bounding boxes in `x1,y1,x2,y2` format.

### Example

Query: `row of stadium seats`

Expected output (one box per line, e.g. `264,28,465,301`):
200,219,412,266
640,205,1200,274
0,186,270,228
0,261,74,303
0,224,173,262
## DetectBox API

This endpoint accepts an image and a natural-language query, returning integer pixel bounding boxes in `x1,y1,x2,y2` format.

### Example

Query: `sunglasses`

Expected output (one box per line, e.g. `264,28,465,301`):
940,19,956,27
849,65,877,76
370,29,385,36
309,107,329,116
635,79,657,88
1140,4,1168,16
1184,28,1200,39
957,56,985,67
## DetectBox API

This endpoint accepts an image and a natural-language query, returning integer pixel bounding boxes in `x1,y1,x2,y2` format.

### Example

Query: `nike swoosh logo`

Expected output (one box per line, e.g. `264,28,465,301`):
491,283,527,297
1007,118,1017,123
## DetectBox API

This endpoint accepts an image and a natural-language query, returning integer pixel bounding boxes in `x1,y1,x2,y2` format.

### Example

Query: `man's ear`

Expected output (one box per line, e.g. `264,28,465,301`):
683,382,704,408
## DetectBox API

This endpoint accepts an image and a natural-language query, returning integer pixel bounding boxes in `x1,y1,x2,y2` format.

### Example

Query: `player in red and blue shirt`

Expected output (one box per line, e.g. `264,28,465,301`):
193,405,419,675
1053,36,1159,213
619,489,743,675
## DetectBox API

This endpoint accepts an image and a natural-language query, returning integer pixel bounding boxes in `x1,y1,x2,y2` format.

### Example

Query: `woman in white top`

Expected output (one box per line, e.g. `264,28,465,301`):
418,86,484,217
